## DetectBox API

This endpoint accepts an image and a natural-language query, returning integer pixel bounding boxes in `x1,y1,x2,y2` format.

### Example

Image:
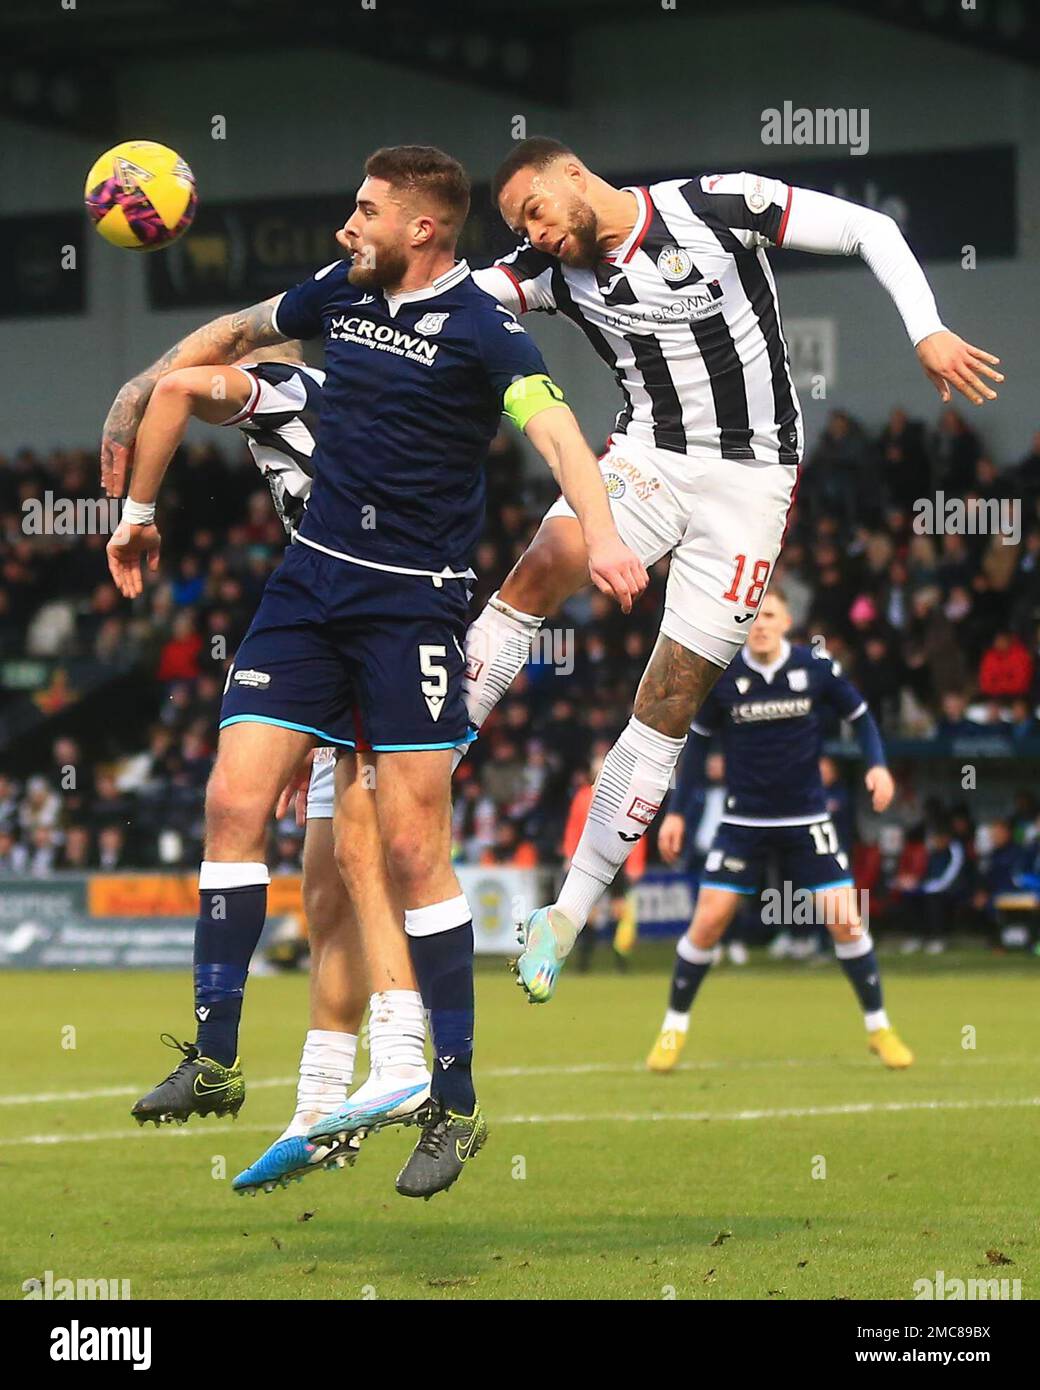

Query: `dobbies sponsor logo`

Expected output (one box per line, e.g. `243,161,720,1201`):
912,492,1021,546
913,1269,1021,1300
761,100,870,156
329,314,439,366
232,668,271,689
25,1270,131,1301
22,492,122,537
50,1320,150,1372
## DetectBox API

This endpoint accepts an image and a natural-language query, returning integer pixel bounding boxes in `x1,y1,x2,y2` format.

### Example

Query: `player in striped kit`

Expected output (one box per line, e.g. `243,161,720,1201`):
468,137,1003,1005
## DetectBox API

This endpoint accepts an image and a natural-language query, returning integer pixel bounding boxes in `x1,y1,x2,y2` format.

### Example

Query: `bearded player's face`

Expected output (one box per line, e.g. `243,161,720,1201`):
338,177,412,289
499,164,600,270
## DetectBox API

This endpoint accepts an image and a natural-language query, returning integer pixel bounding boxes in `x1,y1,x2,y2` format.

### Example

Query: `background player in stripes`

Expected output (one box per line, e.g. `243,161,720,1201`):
467,137,1003,1004
647,588,911,1071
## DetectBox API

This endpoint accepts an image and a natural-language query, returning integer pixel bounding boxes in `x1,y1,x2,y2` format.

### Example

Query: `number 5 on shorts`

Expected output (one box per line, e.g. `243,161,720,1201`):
419,644,448,722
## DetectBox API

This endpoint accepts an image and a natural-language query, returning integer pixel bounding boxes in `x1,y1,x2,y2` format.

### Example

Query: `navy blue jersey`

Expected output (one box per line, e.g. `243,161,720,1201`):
272,259,548,573
688,641,868,824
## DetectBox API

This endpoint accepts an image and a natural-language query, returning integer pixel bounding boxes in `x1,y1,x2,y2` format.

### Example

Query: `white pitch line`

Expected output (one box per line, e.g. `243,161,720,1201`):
1,1095,1037,1149
1,1053,1035,1108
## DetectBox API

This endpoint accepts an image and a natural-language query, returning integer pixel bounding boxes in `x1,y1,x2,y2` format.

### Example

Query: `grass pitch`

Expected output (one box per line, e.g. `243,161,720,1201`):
1,948,1036,1301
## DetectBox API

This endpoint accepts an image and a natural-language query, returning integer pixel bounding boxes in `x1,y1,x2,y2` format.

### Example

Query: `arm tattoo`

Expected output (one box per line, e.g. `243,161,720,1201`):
633,635,723,739
104,296,284,445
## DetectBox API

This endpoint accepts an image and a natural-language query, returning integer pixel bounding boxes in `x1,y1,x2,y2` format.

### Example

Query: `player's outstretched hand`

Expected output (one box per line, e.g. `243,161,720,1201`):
657,812,686,865
587,534,649,614
276,749,316,828
106,521,161,599
915,330,1003,406
865,765,895,814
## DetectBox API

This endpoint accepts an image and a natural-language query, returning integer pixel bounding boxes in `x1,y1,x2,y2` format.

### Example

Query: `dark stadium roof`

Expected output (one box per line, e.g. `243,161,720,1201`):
3,0,1039,137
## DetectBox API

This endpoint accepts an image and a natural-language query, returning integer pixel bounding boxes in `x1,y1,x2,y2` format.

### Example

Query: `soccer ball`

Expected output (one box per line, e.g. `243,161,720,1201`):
84,140,197,250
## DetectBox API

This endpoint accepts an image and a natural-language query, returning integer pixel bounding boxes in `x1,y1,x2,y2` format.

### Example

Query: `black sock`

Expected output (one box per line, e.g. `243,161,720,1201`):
406,919,475,1114
193,870,268,1067
669,941,714,1015
836,942,883,1014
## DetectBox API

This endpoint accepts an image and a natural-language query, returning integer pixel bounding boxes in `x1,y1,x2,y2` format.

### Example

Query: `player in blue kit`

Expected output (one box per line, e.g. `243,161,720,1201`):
101,145,647,1199
647,588,914,1072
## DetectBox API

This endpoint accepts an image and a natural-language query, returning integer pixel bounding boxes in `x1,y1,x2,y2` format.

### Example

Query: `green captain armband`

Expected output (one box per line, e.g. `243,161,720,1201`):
503,374,567,431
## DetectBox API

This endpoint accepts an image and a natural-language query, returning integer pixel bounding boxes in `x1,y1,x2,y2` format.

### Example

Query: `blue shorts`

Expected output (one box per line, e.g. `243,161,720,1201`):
700,820,853,896
219,541,472,751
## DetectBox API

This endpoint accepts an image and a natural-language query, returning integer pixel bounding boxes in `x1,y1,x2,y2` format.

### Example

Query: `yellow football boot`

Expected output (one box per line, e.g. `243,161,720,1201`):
646,1027,687,1073
868,1026,914,1069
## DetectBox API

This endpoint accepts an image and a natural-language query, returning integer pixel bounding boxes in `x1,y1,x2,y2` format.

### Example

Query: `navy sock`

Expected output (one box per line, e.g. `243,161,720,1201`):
669,943,714,1015
406,919,475,1115
837,944,883,1014
193,873,268,1067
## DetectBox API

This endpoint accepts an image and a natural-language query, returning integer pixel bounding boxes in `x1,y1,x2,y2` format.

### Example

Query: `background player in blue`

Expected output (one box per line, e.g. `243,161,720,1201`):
647,589,914,1073
101,145,647,1200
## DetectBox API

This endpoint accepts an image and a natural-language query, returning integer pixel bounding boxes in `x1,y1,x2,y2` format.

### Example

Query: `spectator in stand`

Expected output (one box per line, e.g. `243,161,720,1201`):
18,776,61,834
934,692,979,744
933,408,981,495
479,820,538,867
96,824,129,870
57,824,92,870
89,768,135,828
978,630,1033,701
1008,697,1039,744
896,817,968,954
879,406,931,511
156,611,203,683
803,409,877,528
0,774,19,832
27,824,58,876
1015,428,1040,502
0,827,28,874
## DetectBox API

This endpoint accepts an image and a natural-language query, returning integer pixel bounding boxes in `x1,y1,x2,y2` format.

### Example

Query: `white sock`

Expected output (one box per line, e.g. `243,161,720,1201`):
367,989,427,1074
556,716,686,929
663,1008,690,1033
280,1029,357,1139
677,935,716,965
453,592,544,771
864,1008,890,1032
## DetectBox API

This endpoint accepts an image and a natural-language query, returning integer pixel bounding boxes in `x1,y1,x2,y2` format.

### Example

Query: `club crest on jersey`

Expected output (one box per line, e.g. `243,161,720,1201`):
735,676,752,694
787,668,809,691
414,312,449,336
656,246,694,282
603,472,626,499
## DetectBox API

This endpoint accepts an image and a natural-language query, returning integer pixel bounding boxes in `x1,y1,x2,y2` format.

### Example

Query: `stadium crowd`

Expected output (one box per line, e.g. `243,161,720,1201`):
2,404,1040,942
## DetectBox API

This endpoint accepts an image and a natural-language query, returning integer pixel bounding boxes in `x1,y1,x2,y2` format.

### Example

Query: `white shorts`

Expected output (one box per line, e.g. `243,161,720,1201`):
545,433,798,667
305,746,336,819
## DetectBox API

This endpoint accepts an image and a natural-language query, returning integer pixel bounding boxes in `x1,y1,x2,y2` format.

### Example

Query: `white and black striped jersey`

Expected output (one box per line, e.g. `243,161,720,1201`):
474,172,803,466
221,361,325,533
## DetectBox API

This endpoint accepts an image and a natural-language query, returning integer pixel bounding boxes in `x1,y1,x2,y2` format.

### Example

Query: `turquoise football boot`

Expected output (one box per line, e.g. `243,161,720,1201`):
512,906,579,1004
